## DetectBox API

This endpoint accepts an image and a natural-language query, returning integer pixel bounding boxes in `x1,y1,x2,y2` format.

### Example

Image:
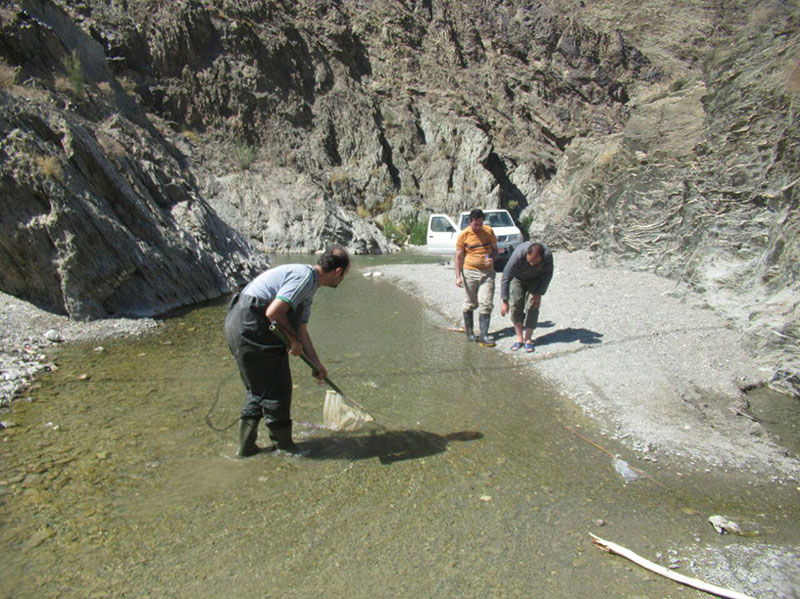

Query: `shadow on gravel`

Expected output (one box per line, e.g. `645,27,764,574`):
493,320,556,341
534,327,604,346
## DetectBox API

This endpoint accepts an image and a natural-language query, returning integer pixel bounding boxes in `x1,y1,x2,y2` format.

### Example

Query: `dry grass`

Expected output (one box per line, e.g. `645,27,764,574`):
375,195,394,214
13,85,50,103
594,145,618,169
0,7,16,25
787,61,800,95
182,129,200,144
96,81,113,96
329,167,350,185
97,132,127,158
54,76,73,95
233,142,256,170
37,155,63,183
0,59,16,88
117,76,138,97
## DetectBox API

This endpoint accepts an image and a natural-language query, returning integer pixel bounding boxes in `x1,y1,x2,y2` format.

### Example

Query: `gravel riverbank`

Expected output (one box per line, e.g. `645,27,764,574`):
379,250,799,483
0,291,159,409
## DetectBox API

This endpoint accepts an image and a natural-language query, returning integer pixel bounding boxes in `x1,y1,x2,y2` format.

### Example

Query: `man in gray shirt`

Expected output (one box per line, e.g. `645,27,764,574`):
225,244,350,456
500,242,553,352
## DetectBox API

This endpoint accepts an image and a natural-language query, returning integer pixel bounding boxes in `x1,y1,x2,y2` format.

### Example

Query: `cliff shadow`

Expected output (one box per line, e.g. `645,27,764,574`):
296,429,483,464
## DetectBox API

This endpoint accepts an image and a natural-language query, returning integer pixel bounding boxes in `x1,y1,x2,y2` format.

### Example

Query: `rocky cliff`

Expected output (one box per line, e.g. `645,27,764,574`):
0,0,270,319
0,0,797,394
535,2,800,395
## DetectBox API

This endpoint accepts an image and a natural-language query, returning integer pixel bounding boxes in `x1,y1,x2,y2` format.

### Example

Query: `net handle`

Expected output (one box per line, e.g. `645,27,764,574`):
268,321,380,424
268,321,345,395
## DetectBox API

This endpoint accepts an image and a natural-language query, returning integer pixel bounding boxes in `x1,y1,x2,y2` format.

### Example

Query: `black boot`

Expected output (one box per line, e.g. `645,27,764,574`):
463,311,476,342
478,314,496,347
236,418,261,457
268,421,302,453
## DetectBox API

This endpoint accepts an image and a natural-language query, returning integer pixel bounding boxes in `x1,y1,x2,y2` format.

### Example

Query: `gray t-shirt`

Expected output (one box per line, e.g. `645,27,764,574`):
242,264,319,324
500,242,553,301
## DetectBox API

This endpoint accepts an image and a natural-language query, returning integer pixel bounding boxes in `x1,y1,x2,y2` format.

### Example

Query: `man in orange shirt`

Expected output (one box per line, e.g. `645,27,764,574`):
455,209,499,347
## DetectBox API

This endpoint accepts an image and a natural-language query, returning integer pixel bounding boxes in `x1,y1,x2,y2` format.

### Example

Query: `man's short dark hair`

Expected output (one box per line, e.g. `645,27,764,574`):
469,208,484,222
526,243,544,258
318,243,350,272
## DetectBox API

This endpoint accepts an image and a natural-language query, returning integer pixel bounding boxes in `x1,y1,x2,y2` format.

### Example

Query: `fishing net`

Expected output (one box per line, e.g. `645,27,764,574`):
323,389,374,431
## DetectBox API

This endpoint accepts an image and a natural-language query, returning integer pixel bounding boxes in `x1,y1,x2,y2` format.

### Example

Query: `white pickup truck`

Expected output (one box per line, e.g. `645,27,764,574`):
426,209,524,269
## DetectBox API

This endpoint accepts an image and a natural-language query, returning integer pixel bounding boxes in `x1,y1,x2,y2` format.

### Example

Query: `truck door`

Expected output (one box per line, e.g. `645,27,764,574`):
426,214,459,252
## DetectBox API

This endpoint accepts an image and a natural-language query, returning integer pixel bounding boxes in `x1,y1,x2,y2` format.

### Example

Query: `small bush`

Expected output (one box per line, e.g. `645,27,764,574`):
233,142,256,170
520,214,534,234
37,155,63,183
670,77,689,92
356,205,370,219
403,216,427,245
60,50,84,98
182,129,200,144
380,215,426,245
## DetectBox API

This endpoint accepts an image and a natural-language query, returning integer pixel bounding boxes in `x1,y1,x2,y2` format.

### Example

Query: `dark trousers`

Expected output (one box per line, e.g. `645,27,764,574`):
509,278,543,330
225,293,292,427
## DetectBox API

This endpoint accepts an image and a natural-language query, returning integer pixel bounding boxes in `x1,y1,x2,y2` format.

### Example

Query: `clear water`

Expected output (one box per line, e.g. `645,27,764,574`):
1,254,797,599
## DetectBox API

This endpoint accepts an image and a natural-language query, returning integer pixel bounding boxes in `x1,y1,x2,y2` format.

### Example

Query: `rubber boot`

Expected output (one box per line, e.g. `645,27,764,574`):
463,311,476,342
478,314,496,347
268,421,302,453
236,418,261,457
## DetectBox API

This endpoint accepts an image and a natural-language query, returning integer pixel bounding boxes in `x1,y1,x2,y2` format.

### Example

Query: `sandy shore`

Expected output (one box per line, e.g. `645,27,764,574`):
378,250,799,482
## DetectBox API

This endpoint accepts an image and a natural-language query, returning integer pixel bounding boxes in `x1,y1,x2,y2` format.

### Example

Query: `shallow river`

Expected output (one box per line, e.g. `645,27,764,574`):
1,254,798,599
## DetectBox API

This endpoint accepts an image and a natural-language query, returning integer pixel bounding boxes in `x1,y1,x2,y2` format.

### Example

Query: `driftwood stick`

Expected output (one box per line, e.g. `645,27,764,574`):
590,534,756,599
563,426,670,490
563,425,616,458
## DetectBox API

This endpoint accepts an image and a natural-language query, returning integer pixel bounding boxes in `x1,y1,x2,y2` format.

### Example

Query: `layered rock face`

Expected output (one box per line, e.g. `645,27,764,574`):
68,0,648,226
0,0,797,393
0,0,269,319
535,2,800,395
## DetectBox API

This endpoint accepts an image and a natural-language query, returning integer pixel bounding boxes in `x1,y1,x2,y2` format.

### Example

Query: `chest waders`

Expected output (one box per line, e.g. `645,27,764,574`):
225,293,303,456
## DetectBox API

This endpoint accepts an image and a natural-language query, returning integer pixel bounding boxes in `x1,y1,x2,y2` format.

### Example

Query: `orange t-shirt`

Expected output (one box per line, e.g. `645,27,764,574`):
456,225,497,271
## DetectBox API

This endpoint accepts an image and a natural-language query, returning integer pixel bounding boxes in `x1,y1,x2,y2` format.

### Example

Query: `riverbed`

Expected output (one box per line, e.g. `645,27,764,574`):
1,254,798,598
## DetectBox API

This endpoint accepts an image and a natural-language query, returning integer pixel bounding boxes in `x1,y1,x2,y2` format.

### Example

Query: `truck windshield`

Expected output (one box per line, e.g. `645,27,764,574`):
459,211,514,229
486,211,514,227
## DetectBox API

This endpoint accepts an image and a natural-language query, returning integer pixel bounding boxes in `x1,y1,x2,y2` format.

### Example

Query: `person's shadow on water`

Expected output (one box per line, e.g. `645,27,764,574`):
297,430,483,464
